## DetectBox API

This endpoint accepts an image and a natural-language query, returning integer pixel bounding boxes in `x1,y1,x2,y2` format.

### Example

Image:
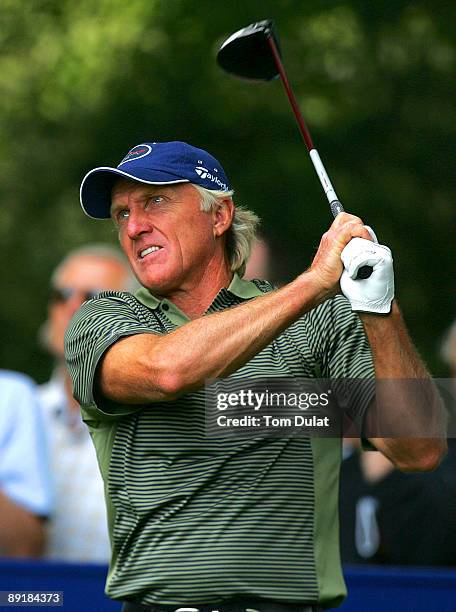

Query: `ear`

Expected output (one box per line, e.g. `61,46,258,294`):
213,198,235,238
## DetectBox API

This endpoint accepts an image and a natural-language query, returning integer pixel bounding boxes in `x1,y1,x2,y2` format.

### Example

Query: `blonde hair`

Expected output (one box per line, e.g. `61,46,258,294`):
193,185,260,278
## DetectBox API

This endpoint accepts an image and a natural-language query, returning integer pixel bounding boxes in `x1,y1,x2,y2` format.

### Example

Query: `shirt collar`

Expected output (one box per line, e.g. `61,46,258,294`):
227,273,264,299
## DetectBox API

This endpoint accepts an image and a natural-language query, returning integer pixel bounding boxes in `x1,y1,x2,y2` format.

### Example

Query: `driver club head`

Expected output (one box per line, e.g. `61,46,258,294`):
217,19,282,81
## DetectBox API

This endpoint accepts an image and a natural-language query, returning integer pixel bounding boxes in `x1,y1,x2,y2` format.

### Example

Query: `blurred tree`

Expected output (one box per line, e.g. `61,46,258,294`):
0,0,454,380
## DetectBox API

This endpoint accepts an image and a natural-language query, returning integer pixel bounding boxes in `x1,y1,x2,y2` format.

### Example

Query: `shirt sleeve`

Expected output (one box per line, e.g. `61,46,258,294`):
0,372,53,517
303,295,375,432
64,292,160,421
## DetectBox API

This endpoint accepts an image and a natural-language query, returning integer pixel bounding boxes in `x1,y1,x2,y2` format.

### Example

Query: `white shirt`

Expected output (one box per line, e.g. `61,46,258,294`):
0,370,53,516
39,370,111,563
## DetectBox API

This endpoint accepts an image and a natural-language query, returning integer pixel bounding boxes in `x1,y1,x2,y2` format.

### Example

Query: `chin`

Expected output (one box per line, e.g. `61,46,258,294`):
139,270,180,295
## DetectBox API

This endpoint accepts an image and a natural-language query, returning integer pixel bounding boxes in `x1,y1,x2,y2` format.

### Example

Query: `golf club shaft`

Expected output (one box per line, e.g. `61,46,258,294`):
266,36,344,219
266,33,372,279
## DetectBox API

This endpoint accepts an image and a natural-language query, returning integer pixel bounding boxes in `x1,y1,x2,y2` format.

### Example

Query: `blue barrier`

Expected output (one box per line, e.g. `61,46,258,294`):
1,560,456,611
342,565,456,612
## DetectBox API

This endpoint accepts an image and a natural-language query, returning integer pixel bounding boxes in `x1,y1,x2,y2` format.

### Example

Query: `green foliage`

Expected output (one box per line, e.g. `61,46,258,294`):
0,0,454,379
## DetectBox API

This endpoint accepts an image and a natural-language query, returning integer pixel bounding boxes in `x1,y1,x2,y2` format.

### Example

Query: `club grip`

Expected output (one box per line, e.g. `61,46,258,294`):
330,200,373,279
330,199,344,217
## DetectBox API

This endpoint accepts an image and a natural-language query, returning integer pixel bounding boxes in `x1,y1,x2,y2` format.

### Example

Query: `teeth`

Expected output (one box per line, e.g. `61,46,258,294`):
140,246,161,258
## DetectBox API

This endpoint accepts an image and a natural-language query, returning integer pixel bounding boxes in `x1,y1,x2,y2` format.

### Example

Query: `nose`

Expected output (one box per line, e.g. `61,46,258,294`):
126,208,153,241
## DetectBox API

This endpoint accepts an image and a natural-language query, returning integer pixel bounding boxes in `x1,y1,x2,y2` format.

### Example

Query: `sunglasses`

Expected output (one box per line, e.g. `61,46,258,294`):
51,287,103,303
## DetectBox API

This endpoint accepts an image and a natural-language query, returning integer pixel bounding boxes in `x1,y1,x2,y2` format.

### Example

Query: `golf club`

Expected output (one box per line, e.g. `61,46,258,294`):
217,19,373,279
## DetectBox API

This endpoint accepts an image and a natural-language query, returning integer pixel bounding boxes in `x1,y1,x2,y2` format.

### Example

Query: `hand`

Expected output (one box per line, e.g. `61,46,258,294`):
308,213,373,299
340,236,394,314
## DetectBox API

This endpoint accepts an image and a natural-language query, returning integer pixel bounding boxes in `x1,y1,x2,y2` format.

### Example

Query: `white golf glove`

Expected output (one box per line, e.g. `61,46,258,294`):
340,227,394,314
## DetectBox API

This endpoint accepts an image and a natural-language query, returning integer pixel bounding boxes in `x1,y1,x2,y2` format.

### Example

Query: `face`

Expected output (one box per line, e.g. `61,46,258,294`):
47,255,130,358
111,180,231,296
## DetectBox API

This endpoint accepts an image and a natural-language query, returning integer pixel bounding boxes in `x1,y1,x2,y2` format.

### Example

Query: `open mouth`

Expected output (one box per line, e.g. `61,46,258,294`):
139,246,163,259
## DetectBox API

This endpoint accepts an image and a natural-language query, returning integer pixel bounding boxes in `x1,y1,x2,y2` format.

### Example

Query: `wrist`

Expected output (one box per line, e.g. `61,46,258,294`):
295,269,334,308
359,300,401,327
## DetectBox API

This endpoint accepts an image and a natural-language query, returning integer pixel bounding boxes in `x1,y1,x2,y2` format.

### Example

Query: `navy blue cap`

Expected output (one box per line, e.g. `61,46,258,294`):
80,141,232,219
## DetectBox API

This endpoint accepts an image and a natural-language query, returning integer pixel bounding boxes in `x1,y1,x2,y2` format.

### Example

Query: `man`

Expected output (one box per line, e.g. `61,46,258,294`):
39,245,135,562
66,141,446,611
0,370,53,557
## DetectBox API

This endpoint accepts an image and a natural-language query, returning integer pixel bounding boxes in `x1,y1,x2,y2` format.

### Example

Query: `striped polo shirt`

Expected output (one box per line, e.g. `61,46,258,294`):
65,274,374,608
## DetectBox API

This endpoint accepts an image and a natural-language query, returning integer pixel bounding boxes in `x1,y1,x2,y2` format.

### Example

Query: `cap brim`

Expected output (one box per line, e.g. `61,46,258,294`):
80,167,190,219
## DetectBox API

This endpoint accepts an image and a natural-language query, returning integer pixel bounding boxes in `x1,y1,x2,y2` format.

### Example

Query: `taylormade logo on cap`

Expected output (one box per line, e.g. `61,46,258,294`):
79,140,232,220
194,165,228,190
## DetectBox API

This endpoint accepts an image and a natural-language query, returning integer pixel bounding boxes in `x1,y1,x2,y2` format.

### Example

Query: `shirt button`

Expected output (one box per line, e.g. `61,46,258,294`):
162,303,169,311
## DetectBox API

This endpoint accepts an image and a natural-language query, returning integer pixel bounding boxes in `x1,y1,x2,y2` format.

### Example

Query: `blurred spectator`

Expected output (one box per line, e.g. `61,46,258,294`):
39,244,136,562
440,319,456,375
0,369,53,557
339,442,456,565
440,318,456,430
340,321,456,566
244,236,271,281
244,234,288,287
340,321,456,565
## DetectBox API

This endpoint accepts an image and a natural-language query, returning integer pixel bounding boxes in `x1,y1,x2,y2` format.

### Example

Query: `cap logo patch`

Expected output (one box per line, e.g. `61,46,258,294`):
195,166,209,179
194,165,228,190
118,144,152,166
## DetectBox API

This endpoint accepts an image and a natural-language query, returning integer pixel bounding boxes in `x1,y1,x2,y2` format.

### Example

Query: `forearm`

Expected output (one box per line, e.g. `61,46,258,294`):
361,301,447,470
101,271,327,403
0,491,45,557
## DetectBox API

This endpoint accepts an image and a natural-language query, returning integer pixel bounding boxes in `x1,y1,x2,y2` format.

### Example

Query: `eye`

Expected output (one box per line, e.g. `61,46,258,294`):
115,209,130,223
147,195,164,207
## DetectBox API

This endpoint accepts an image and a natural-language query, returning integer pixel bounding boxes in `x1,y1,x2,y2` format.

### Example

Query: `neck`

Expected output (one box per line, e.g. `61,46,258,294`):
159,262,233,319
